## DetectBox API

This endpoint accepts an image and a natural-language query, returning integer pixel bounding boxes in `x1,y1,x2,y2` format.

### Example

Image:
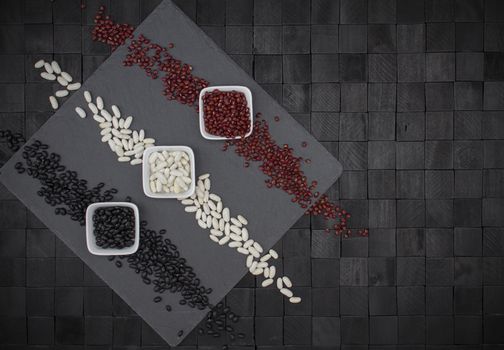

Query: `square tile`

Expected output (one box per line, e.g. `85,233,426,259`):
368,169,395,198
368,257,396,286
369,286,396,315
426,111,453,140
369,112,395,140
311,0,340,24
426,199,453,227
284,257,311,286
426,257,454,285
283,54,310,83
368,25,396,53
397,24,425,52
311,54,339,82
341,316,369,345
340,113,367,140
253,26,282,54
368,0,396,23
368,83,396,111
341,83,367,112
311,83,339,112
485,52,504,81
312,287,339,316
397,200,425,228
397,257,425,286
283,316,311,345
455,286,482,314
426,23,455,52
27,288,54,316
369,199,396,228
398,315,426,344
225,26,253,54
55,287,83,316
425,170,454,199
397,83,425,112
397,0,425,23
454,198,482,227
397,112,425,141
398,53,425,82
339,142,367,170
426,53,455,82
426,228,454,256
398,286,425,315
455,0,483,21
426,82,454,111
427,286,453,315
340,171,367,199
340,54,367,82
283,26,310,54
255,317,283,345
454,111,481,140
457,52,484,81
312,316,340,346
339,25,367,53
426,0,454,22
28,317,54,345
254,55,282,83
397,170,424,199
455,82,483,111
455,257,483,285
427,316,454,344
340,0,367,24
312,258,339,287
425,140,453,169
396,142,424,169
283,84,310,112
340,258,367,286
456,22,483,51
311,25,338,53
310,112,339,140
254,0,282,24
455,227,482,256
397,228,425,256
454,140,483,169
340,286,368,315
55,317,85,345
369,228,396,257
368,53,396,82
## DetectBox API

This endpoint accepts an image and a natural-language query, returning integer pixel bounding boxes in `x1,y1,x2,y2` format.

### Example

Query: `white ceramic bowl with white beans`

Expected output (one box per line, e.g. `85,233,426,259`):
142,145,196,199
198,85,254,141
85,202,140,256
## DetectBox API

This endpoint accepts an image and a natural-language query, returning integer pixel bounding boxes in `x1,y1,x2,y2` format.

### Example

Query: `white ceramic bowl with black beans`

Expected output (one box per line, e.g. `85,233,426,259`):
142,145,196,199
198,85,254,140
85,202,140,256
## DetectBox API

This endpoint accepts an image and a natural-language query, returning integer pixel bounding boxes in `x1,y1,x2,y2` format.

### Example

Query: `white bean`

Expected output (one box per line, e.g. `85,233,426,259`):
49,95,58,109
55,90,69,97
75,107,86,118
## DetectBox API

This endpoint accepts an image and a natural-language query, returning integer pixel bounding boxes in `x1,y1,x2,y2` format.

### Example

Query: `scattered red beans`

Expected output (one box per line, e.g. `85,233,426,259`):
202,90,251,138
123,34,208,107
91,11,367,237
92,6,135,50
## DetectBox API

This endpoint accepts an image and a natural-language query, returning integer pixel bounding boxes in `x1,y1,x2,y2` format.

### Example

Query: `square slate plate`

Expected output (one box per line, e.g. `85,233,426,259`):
0,0,342,346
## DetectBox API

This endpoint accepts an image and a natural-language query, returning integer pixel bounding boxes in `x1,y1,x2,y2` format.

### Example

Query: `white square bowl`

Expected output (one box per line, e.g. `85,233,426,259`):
85,202,140,256
142,145,196,199
198,85,254,140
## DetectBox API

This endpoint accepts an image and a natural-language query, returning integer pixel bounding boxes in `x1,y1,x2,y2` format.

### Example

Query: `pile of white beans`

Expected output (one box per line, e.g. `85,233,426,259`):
148,150,192,194
78,90,155,165
180,174,301,304
34,59,81,110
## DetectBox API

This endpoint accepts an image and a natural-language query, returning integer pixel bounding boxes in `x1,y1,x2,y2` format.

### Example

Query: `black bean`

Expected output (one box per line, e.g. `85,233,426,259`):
115,260,122,268
177,330,184,337
165,304,172,311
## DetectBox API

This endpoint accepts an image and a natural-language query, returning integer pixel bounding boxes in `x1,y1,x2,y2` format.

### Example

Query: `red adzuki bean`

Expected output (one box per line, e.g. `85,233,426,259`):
122,34,209,107
92,6,135,50
202,90,251,138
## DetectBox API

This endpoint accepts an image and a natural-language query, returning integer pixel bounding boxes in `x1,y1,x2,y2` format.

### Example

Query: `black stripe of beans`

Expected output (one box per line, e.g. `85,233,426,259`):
17,140,245,341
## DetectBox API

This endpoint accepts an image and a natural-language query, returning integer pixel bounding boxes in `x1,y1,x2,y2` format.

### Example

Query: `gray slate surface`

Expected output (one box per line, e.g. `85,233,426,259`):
0,0,342,346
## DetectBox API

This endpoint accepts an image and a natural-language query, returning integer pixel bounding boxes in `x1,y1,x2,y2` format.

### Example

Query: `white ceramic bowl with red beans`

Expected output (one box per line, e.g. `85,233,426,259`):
198,85,254,140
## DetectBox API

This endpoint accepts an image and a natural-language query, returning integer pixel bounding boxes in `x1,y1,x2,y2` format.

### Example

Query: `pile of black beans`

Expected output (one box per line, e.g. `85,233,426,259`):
16,140,244,341
0,129,25,152
198,302,244,340
93,206,135,249
15,140,116,225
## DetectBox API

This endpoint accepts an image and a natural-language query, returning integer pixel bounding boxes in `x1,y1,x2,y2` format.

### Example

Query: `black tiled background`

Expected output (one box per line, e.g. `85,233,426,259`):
1,0,504,348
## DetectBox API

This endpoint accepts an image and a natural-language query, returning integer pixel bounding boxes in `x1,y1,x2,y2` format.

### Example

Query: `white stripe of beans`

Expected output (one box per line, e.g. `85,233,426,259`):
178,174,301,304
